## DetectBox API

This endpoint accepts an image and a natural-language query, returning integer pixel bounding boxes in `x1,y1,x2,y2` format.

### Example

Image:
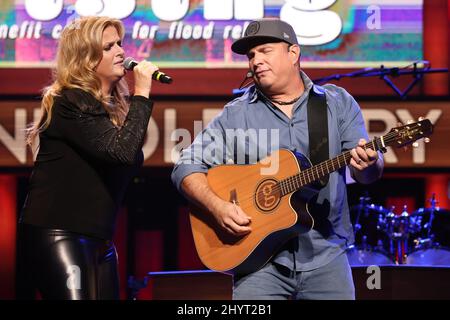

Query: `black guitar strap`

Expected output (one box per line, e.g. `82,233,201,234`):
307,85,329,187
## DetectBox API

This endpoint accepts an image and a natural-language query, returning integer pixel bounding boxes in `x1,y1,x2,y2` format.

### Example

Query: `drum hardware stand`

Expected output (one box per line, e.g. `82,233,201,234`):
386,205,410,264
127,275,149,300
413,193,440,250
427,193,438,240
361,235,369,250
413,237,434,250
353,195,371,239
400,206,410,264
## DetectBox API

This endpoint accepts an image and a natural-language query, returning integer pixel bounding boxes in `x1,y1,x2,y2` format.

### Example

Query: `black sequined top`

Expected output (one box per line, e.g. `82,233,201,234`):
20,88,153,240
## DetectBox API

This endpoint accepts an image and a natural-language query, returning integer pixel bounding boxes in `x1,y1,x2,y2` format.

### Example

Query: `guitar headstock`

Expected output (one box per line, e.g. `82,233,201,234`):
386,118,433,149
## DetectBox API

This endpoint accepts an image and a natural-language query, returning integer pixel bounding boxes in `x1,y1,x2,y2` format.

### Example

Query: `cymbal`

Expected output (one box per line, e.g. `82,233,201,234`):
411,207,450,216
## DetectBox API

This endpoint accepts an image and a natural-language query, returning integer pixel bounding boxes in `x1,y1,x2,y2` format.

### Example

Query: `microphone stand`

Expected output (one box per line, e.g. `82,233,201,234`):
313,61,448,100
232,61,448,98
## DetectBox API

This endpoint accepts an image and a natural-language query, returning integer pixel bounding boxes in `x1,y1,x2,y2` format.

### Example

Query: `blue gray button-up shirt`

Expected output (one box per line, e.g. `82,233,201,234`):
171,71,369,271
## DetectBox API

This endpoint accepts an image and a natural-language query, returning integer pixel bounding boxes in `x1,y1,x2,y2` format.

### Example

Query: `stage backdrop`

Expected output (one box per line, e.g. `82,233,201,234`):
0,0,423,68
0,100,447,167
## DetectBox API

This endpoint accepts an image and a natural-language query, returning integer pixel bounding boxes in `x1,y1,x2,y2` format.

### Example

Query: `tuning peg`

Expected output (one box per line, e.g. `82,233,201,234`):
424,137,431,143
412,142,419,148
406,119,414,124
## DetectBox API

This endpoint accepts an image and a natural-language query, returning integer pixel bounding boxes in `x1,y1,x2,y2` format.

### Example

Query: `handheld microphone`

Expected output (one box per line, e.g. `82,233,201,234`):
123,57,173,84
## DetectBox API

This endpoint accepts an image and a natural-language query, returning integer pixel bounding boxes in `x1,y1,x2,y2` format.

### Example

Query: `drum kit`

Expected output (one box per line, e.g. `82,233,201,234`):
347,194,450,266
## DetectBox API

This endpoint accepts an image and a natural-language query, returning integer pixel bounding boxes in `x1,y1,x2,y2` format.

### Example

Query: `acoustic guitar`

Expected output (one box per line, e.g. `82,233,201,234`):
189,119,433,274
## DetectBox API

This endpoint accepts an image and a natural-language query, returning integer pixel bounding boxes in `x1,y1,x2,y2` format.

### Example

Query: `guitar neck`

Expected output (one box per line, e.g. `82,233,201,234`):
276,117,432,196
279,137,386,196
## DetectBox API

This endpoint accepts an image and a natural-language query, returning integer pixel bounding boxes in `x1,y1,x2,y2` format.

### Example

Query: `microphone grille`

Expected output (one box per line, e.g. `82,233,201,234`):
123,57,137,70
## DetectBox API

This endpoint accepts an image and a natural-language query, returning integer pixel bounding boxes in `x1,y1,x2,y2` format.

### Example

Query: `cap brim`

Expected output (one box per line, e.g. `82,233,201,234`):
231,36,286,55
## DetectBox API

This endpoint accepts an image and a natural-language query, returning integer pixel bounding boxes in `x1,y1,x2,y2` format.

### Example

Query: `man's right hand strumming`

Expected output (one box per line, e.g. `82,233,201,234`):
181,173,252,237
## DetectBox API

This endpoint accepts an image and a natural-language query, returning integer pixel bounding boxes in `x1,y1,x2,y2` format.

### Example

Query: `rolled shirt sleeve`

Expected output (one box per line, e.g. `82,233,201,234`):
171,107,230,193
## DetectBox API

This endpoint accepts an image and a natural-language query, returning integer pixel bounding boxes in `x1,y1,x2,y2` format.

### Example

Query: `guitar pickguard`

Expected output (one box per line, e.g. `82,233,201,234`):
254,178,281,213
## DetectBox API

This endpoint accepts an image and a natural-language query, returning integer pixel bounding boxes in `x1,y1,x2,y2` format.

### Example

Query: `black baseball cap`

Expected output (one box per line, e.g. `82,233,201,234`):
231,19,299,55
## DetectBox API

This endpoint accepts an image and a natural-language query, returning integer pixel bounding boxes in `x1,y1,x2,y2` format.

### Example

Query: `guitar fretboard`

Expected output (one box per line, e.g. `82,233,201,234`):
278,138,384,196
258,118,430,198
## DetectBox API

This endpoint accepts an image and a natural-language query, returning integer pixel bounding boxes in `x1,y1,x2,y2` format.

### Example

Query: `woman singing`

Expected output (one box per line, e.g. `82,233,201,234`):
17,16,158,300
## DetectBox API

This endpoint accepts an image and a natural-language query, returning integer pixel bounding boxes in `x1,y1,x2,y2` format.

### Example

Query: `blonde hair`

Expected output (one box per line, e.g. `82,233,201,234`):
27,16,130,146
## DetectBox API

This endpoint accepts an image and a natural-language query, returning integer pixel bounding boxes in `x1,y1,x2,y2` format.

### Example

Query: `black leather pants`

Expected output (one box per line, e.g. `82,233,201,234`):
17,224,119,300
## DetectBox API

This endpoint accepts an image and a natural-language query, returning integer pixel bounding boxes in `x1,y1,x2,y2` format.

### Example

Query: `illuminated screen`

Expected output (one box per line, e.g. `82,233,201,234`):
0,0,423,68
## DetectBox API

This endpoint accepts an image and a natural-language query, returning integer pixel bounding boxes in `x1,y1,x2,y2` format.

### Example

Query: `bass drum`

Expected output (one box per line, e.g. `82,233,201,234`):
346,246,393,266
405,247,450,266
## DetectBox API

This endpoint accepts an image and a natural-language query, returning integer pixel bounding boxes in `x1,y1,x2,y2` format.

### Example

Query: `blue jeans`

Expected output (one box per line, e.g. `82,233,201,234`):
233,252,355,300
